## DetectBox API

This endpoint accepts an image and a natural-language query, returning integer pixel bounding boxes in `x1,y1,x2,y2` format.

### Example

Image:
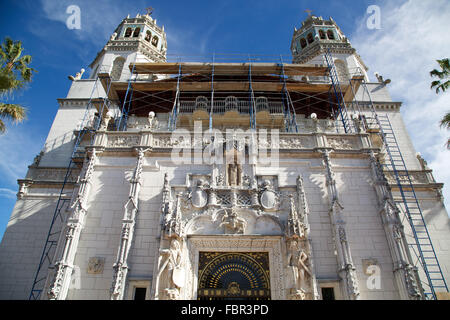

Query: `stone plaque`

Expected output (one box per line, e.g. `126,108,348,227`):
87,257,105,274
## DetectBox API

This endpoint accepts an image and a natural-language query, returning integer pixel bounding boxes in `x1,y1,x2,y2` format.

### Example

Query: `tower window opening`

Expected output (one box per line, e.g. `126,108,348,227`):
133,27,141,37
145,30,151,42
151,35,159,47
307,33,314,44
327,30,335,40
300,38,307,49
319,30,326,40
124,27,132,37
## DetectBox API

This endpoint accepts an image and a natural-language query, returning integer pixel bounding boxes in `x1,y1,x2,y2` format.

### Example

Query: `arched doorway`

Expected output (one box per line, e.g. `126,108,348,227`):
197,252,271,300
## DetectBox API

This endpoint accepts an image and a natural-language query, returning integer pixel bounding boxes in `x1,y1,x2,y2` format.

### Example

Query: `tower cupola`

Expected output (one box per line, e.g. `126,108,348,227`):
88,10,167,81
291,14,369,81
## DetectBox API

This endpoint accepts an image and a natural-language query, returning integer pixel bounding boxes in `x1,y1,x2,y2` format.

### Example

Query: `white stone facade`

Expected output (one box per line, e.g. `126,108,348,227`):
0,13,449,301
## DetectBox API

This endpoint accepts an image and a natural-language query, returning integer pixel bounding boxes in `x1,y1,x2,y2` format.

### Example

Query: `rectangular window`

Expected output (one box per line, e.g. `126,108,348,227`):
134,287,147,300
321,287,335,300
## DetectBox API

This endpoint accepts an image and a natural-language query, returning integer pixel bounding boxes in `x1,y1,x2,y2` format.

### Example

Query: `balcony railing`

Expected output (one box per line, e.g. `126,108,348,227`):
177,97,284,115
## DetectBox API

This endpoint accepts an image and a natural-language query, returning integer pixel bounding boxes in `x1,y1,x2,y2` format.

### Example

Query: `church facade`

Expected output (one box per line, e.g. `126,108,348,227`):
0,12,449,300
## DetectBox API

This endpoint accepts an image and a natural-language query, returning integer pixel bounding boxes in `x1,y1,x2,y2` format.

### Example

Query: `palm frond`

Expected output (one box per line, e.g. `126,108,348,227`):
0,119,5,133
440,111,450,129
0,102,27,123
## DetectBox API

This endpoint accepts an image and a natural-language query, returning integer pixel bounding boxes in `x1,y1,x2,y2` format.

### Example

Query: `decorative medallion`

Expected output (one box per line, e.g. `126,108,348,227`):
191,180,208,209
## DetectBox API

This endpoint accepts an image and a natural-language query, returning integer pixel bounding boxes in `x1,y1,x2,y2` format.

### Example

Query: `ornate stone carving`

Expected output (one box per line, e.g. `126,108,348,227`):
259,180,278,210
110,148,146,300
155,238,184,300
108,135,140,147
219,208,246,234
87,257,105,274
190,179,208,209
164,193,183,238
47,150,98,300
286,239,312,300
327,137,355,150
286,194,306,239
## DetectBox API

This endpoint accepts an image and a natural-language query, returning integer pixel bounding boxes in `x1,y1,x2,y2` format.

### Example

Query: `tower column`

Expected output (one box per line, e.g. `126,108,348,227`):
110,148,147,300
321,150,360,300
47,149,98,300
367,151,423,299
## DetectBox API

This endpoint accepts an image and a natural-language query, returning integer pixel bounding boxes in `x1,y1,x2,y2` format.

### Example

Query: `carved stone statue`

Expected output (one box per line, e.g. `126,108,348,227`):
227,163,241,186
147,111,158,130
219,208,246,234
156,238,184,299
99,112,112,131
68,68,85,81
287,239,311,300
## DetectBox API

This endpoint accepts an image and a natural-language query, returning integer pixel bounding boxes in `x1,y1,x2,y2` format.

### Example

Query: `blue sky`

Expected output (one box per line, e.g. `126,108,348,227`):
0,0,449,239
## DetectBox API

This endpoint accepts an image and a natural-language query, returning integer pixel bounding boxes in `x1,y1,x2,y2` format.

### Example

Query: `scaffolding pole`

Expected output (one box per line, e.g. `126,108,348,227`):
324,49,353,133
209,53,215,131
248,56,256,130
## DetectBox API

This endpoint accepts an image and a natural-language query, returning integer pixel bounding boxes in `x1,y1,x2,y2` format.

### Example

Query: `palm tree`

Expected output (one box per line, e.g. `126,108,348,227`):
430,58,450,93
0,37,36,133
430,58,450,149
440,111,450,149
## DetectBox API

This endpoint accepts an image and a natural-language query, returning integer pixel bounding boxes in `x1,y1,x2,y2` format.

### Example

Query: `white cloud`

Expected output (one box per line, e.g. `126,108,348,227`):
0,188,17,200
351,0,450,210
0,124,44,185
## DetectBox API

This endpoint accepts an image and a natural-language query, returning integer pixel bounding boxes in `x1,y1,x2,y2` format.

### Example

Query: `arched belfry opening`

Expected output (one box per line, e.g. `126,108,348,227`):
197,252,271,300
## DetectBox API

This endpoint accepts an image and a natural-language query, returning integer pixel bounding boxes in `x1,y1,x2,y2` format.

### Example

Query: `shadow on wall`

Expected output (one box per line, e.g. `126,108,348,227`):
0,198,66,300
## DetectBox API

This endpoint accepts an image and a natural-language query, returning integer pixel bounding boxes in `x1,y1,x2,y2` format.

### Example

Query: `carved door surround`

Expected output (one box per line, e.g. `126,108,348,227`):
186,235,285,300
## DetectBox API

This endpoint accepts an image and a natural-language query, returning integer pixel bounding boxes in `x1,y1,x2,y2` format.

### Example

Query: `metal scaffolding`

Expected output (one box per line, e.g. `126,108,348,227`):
348,71,448,300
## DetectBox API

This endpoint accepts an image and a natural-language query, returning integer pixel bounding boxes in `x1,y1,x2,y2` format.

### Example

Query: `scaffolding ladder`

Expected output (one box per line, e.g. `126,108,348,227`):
28,77,112,300
355,76,448,299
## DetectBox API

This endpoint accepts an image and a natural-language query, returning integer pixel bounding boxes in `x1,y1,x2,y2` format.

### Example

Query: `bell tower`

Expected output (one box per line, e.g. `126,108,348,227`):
88,10,167,81
290,14,369,81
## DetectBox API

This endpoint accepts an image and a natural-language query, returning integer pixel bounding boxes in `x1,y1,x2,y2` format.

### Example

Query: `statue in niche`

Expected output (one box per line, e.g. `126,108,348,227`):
156,238,184,300
147,111,159,130
99,112,112,130
227,149,242,187
228,163,242,186
219,208,246,234
287,239,311,300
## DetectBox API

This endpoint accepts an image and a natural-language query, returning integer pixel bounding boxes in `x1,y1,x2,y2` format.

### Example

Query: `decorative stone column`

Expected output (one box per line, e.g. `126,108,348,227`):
110,148,147,300
47,149,98,300
155,187,185,300
367,150,423,299
296,175,320,300
321,150,360,300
